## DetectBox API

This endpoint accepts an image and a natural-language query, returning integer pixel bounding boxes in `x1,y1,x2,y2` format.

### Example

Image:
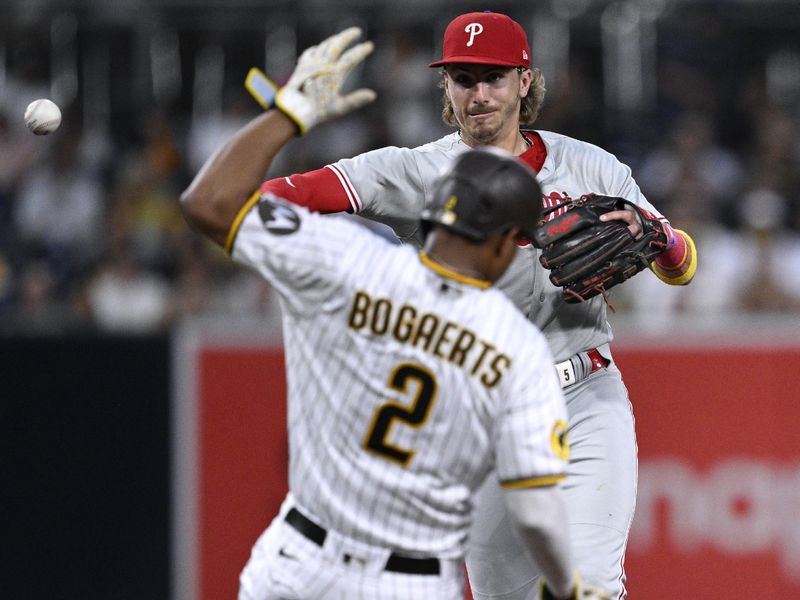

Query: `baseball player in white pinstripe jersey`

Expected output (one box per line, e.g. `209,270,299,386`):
234,17,698,599
182,81,613,599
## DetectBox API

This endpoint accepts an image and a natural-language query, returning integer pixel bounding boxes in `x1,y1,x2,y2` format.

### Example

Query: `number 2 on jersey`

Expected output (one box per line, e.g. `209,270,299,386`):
363,363,438,467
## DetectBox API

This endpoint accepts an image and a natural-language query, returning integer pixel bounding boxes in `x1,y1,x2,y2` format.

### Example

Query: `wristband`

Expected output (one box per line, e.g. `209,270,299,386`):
245,67,278,110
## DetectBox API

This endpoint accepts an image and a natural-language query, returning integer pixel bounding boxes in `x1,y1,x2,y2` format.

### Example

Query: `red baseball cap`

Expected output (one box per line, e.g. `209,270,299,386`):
429,12,531,69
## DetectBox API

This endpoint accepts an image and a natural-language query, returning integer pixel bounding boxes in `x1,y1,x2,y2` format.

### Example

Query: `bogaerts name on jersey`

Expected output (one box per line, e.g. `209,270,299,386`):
348,290,511,388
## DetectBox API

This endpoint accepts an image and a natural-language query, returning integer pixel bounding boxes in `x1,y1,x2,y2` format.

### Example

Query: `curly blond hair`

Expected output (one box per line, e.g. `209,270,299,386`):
439,67,546,127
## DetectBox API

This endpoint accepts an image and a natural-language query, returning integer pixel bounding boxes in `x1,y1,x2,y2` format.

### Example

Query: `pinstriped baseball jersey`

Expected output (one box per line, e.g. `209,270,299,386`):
327,130,670,362
229,191,569,558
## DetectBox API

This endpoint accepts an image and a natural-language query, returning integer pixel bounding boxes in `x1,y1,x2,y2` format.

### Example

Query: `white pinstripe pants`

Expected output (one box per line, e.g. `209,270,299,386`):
239,499,465,600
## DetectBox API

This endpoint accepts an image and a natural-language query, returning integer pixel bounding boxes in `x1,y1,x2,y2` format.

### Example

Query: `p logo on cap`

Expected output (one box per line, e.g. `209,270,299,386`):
429,11,531,69
465,23,483,47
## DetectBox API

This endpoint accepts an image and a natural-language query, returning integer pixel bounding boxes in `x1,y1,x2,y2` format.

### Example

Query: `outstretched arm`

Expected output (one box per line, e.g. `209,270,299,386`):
180,27,376,248
180,111,296,247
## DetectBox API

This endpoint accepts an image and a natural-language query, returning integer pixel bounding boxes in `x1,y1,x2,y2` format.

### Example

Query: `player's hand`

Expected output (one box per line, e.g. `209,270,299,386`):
573,583,611,600
599,208,642,239
276,27,376,135
540,576,611,600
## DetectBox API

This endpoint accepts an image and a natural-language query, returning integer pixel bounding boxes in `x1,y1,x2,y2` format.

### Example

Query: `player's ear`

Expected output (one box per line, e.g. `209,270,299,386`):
486,228,521,282
518,68,532,98
442,73,451,95
506,226,522,243
495,227,520,257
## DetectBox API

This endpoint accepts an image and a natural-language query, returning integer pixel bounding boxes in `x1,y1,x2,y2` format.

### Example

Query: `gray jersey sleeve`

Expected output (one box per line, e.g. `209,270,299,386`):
332,146,429,240
538,131,665,219
597,148,665,219
331,133,466,243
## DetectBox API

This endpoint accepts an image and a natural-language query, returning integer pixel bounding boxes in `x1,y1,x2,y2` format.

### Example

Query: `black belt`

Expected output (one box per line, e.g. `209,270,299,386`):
285,507,441,576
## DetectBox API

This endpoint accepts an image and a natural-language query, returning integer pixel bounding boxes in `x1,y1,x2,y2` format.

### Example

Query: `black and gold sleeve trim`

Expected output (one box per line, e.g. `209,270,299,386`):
500,473,567,489
224,189,263,254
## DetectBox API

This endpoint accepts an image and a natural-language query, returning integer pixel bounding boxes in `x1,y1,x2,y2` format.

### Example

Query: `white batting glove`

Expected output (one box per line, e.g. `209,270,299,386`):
275,27,376,135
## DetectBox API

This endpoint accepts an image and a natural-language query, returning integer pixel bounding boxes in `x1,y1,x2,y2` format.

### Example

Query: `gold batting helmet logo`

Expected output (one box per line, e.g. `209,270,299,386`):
550,419,570,460
441,194,458,225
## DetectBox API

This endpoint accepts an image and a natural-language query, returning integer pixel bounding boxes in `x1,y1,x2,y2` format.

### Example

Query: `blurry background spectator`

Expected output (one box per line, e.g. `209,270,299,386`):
12,119,105,292
86,233,173,334
637,110,744,225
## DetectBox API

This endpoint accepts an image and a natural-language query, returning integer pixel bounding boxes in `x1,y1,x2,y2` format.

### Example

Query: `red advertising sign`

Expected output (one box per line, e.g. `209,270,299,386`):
618,347,800,598
173,328,800,599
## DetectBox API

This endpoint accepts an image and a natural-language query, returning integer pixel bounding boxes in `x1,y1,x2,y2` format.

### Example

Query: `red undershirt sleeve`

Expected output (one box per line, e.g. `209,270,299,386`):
260,166,355,214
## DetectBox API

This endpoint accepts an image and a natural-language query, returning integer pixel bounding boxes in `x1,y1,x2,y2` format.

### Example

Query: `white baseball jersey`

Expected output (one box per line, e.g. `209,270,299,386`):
229,191,569,559
326,130,669,362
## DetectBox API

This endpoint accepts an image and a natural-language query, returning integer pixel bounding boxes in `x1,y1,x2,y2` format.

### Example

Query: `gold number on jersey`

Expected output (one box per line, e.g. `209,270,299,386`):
363,363,437,467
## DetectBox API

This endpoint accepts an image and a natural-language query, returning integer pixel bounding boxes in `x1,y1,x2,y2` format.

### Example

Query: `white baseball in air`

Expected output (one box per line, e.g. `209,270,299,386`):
24,98,62,135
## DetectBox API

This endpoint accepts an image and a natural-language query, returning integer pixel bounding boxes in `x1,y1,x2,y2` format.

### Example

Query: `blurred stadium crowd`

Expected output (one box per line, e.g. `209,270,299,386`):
1,0,799,336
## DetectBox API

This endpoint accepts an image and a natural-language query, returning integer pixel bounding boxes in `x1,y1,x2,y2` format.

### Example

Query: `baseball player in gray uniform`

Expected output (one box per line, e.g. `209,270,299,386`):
209,16,697,599
182,59,613,598
238,15,697,599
